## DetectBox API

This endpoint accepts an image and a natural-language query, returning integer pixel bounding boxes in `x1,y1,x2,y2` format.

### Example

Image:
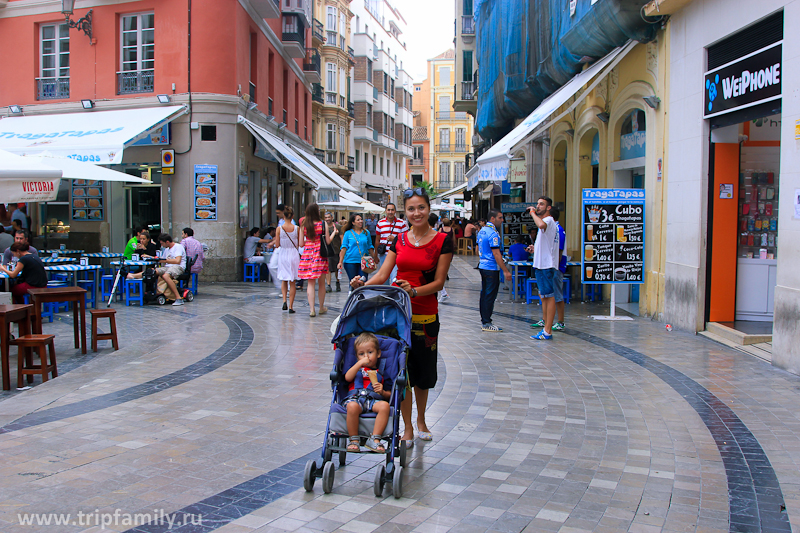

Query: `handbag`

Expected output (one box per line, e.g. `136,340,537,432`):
376,219,397,255
319,223,334,258
351,230,376,274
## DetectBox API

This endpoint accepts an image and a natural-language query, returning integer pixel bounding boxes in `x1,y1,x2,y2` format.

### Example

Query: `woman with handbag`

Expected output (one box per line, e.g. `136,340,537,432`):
272,206,300,313
338,213,378,291
350,188,453,447
298,203,330,317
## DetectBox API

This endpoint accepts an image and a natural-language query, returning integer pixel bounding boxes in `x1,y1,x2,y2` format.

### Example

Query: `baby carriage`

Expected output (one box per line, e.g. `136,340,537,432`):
304,285,412,498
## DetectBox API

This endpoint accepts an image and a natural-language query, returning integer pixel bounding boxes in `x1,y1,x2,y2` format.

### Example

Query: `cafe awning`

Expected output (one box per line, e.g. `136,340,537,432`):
0,106,187,164
238,117,340,201
473,40,636,183
291,147,358,193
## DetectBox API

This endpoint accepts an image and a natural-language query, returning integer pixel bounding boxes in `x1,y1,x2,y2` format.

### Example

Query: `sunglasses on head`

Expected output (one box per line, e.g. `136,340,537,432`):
403,188,426,198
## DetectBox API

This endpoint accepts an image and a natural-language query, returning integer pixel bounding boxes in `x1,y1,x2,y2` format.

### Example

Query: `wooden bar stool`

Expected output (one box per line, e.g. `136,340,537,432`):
457,237,474,255
90,309,119,352
11,334,57,388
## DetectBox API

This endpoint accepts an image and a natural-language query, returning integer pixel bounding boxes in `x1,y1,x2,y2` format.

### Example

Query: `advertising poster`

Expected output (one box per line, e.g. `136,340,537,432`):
500,203,536,248
194,164,217,221
71,179,104,221
581,189,645,284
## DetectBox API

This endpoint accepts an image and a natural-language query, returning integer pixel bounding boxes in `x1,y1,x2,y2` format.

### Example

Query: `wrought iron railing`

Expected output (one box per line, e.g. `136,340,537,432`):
315,149,325,162
312,84,324,103
348,102,355,118
303,48,320,76
410,159,424,166
117,70,154,94
36,77,70,100
462,16,475,35
348,156,355,172
313,19,324,42
436,111,469,120
436,144,470,153
282,30,305,49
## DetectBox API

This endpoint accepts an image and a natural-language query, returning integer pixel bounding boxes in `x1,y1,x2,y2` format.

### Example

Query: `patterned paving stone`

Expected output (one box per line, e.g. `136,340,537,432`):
0,258,798,532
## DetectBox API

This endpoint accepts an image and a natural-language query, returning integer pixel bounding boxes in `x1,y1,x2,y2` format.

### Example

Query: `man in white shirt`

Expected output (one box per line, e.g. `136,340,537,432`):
127,233,187,306
528,196,560,340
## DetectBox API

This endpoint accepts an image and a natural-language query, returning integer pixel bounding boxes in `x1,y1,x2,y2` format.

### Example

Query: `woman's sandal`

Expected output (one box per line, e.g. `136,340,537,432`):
364,436,385,453
346,438,360,452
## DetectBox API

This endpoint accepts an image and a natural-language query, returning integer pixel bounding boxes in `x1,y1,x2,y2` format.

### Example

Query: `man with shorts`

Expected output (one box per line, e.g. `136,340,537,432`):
531,206,567,331
528,197,559,340
127,233,187,306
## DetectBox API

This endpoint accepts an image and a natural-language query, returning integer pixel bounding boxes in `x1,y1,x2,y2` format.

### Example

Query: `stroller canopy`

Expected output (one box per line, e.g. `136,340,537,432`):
332,286,413,348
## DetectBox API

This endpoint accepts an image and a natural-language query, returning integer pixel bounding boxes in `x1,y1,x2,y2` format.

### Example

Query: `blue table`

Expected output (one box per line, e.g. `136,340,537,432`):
82,253,124,258
41,249,85,255
44,265,101,308
110,260,157,267
41,257,77,264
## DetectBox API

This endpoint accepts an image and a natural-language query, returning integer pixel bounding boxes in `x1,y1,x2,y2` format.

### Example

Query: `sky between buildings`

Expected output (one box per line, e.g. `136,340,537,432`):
401,0,456,82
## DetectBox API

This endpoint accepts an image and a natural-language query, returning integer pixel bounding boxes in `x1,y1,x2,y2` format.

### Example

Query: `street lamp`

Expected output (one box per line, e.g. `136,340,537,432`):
61,0,93,43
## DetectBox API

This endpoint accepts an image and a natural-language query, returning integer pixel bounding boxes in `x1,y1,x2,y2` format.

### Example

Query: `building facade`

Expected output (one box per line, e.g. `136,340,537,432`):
409,80,430,186
452,0,477,117
0,0,322,281
348,0,413,207
310,0,354,179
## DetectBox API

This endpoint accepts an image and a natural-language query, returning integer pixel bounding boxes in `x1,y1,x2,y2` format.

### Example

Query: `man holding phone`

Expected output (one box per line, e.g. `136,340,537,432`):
528,197,559,340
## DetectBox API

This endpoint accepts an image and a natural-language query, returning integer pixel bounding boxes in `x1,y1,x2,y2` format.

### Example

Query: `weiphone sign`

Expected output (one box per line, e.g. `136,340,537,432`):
581,189,645,284
704,42,782,118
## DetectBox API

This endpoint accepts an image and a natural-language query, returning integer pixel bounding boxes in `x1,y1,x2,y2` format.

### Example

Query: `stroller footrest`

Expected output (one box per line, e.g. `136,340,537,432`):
329,413,394,438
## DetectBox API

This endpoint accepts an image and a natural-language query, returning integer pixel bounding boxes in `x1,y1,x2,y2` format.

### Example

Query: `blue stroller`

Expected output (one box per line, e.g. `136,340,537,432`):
304,285,412,498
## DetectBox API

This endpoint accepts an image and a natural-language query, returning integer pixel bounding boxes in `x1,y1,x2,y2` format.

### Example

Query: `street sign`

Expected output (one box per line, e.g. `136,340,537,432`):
581,189,645,284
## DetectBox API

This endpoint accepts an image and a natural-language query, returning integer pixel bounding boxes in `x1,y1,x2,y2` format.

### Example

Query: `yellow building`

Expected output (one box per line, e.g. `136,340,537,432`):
310,0,354,178
424,49,474,193
409,80,430,185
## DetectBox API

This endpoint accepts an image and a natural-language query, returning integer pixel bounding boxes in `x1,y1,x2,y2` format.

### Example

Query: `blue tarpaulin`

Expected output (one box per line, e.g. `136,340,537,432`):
474,0,658,142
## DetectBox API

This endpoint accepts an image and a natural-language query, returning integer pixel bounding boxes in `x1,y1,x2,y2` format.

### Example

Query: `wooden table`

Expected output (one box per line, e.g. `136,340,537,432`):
28,287,87,355
0,304,33,391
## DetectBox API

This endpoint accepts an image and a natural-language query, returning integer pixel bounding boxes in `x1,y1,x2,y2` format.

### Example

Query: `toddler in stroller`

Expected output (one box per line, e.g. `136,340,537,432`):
304,286,412,498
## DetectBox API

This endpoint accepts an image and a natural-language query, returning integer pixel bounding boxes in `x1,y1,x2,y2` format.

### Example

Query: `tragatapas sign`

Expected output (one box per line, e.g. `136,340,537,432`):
704,42,781,118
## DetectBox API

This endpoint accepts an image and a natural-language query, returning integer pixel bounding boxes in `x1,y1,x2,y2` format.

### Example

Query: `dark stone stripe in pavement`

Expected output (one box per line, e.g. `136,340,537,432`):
442,301,790,533
0,315,253,435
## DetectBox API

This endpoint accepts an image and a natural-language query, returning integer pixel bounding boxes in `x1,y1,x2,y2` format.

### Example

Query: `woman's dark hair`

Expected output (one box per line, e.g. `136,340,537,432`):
249,227,260,237
10,242,29,253
428,213,439,227
303,203,322,240
403,187,431,207
183,227,194,236
158,233,174,243
342,213,363,233
283,206,294,219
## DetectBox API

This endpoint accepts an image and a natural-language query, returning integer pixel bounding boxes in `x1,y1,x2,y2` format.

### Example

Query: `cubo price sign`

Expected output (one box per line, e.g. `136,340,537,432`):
582,189,645,284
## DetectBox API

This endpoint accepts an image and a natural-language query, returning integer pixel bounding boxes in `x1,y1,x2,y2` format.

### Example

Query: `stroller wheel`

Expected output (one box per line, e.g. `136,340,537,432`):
392,465,404,499
322,461,335,494
338,438,347,466
303,460,317,492
399,439,408,468
156,294,167,305
373,464,386,497
185,291,194,302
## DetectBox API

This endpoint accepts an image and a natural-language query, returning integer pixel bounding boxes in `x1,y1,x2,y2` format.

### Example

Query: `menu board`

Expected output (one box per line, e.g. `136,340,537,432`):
582,189,645,284
72,179,104,221
194,164,218,221
500,203,536,248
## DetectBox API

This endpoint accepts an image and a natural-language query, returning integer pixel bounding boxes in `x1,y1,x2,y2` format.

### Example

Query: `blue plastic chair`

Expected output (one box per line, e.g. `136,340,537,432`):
243,262,259,283
526,278,541,305
101,275,122,302
179,272,199,295
77,280,96,308
124,278,144,306
563,275,571,305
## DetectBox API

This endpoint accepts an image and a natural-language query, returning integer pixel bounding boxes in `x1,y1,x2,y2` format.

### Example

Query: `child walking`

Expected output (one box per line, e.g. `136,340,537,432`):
343,333,391,453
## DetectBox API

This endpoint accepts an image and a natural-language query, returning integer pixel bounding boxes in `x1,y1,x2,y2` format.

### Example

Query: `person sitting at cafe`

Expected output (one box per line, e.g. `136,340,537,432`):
0,242,48,303
136,229,158,256
508,235,532,277
244,227,272,281
0,227,14,254
123,227,145,260
181,227,205,274
3,230,38,266
127,233,187,306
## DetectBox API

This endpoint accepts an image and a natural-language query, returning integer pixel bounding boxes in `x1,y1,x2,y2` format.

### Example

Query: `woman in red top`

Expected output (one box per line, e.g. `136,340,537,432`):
351,188,453,447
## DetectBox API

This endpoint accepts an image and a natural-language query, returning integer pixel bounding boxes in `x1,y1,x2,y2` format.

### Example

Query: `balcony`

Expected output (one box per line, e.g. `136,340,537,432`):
436,144,470,153
312,18,324,44
436,180,466,190
252,0,281,19
315,148,325,162
312,83,324,104
117,70,154,94
461,81,475,101
348,102,355,118
282,28,306,58
410,159,424,167
348,156,355,172
326,151,337,165
436,111,469,120
348,47,355,65
36,77,69,100
462,16,475,36
303,48,321,84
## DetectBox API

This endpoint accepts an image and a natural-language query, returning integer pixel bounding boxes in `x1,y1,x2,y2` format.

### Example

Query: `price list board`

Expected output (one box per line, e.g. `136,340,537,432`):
582,189,645,284
500,203,536,248
194,164,218,221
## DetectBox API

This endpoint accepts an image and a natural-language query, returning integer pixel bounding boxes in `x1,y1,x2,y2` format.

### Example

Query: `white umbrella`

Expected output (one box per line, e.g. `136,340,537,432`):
340,190,386,213
430,203,468,213
23,152,151,183
0,149,62,202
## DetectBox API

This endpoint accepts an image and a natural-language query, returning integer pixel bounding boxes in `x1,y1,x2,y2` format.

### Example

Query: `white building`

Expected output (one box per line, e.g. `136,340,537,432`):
349,0,414,207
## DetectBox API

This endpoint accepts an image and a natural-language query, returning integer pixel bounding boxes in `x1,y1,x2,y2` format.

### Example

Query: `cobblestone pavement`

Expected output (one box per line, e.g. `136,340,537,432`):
0,257,798,533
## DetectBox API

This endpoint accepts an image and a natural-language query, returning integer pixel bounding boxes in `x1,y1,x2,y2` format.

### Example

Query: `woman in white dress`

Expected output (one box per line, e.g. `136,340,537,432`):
272,206,301,313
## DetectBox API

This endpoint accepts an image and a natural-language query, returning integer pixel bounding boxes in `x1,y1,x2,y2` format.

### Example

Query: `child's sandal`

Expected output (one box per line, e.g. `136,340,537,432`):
364,435,385,453
346,437,360,452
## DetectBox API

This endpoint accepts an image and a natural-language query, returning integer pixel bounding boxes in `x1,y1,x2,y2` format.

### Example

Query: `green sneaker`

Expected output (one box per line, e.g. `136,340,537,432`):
552,322,565,331
530,319,545,328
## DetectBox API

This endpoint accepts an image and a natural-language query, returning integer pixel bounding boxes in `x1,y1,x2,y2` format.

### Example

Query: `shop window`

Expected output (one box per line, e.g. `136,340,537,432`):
620,110,646,160
201,125,217,141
